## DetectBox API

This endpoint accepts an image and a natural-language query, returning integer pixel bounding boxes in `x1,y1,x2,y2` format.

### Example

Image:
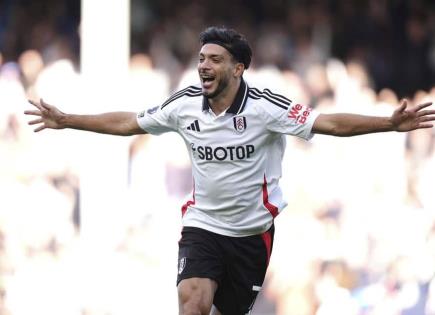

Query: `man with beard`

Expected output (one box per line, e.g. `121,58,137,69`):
25,26,435,315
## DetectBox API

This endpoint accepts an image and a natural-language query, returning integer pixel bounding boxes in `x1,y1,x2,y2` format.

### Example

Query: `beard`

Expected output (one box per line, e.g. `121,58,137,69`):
202,74,230,99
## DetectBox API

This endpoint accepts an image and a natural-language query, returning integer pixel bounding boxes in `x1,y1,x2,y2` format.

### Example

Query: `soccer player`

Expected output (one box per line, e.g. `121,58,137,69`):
25,26,434,315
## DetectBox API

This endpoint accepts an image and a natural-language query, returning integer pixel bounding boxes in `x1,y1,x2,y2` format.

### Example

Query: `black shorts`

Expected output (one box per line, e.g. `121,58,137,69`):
177,225,275,315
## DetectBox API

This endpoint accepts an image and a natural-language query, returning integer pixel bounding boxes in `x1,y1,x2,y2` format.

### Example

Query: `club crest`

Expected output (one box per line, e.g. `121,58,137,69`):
233,116,247,133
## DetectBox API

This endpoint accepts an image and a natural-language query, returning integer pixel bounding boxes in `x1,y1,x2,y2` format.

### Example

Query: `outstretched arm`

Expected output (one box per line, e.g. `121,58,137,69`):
312,99,435,136
24,99,146,136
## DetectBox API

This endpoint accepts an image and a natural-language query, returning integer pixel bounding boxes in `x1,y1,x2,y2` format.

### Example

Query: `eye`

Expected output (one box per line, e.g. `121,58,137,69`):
199,56,205,63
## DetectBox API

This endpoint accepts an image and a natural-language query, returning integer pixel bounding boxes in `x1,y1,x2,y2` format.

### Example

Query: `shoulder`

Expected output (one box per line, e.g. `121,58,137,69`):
247,86,293,113
160,85,202,110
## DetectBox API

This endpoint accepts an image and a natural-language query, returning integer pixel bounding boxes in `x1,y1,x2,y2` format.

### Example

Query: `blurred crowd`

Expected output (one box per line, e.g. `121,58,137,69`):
131,0,435,96
1,0,435,315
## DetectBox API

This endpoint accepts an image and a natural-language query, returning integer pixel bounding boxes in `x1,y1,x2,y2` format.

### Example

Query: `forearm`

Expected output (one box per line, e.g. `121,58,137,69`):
61,111,143,136
314,113,394,137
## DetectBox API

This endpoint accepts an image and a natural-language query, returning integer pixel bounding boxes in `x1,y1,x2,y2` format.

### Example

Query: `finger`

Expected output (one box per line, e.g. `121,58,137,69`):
417,110,435,117
40,98,52,110
34,125,46,132
28,99,43,110
419,116,435,123
417,123,433,129
24,110,42,116
414,102,433,112
28,118,43,125
397,99,407,113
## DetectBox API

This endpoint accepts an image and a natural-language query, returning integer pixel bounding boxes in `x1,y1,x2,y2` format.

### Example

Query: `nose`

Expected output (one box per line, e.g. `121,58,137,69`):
198,58,211,71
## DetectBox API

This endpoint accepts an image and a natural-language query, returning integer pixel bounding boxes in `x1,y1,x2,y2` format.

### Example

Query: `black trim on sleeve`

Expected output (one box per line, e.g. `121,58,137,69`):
248,88,290,110
161,86,202,110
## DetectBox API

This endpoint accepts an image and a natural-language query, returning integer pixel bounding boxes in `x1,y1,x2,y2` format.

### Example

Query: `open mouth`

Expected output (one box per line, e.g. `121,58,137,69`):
201,75,215,88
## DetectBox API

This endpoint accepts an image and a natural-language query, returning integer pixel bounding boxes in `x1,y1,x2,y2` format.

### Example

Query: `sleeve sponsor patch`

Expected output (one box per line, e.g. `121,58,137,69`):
287,104,313,124
137,110,145,118
147,105,159,115
137,105,159,119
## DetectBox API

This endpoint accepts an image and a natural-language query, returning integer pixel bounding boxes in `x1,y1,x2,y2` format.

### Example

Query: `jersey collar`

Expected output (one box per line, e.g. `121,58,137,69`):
202,78,249,115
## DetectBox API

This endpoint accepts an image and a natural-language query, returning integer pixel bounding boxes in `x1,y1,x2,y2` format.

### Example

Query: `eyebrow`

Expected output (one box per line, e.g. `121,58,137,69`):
199,53,224,59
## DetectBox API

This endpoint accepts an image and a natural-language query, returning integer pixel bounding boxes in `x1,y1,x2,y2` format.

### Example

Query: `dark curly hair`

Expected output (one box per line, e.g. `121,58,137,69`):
199,26,252,69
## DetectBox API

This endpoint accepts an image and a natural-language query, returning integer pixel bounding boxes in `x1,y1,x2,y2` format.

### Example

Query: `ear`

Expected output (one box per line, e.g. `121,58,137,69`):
233,62,245,78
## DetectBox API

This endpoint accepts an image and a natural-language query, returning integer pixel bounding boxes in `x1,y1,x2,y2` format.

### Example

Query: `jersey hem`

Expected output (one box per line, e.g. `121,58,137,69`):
182,221,274,238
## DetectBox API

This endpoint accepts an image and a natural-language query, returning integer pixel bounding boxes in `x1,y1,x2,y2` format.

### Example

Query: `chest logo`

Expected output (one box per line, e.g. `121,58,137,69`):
233,116,247,133
187,120,201,132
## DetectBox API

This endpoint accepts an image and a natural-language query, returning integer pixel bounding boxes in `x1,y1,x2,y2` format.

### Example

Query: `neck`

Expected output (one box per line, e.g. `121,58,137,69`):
209,79,241,116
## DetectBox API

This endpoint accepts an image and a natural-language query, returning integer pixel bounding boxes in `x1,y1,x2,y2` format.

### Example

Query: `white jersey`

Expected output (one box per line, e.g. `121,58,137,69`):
137,79,319,237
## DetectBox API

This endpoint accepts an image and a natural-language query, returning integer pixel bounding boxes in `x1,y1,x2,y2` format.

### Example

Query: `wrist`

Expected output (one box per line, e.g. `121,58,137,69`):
58,112,70,129
386,117,396,131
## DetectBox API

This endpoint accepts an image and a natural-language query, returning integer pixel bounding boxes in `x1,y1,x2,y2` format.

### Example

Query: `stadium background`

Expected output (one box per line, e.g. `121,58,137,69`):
0,0,434,314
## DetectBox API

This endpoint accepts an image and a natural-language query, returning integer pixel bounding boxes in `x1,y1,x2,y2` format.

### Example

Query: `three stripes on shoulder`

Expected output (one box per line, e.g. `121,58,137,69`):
248,88,292,110
160,85,292,111
161,86,202,109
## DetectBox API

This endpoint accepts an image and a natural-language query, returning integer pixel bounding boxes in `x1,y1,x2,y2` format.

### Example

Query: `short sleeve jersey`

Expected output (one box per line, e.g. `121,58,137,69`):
137,79,319,237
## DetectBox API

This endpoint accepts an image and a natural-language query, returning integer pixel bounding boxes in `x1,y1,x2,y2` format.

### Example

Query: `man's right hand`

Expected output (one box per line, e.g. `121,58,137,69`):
24,99,66,132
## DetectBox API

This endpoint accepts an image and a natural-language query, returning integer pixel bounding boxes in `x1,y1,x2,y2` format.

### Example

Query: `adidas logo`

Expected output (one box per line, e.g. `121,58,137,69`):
187,120,201,132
